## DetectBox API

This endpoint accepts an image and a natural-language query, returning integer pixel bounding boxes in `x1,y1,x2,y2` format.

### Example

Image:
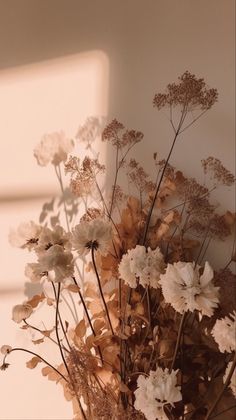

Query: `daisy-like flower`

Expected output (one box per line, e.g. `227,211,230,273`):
8,221,42,250
34,131,74,166
134,367,182,420
36,244,74,283
36,225,71,254
71,218,112,256
211,311,236,353
24,262,47,283
12,304,33,323
159,261,219,317
118,245,165,288
224,361,236,398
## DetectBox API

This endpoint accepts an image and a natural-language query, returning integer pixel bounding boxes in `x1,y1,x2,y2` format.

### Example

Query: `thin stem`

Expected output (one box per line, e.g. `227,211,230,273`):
72,276,104,364
51,282,71,350
170,312,186,371
91,247,114,335
109,144,119,217
23,320,67,350
3,347,68,383
54,283,71,377
205,352,236,419
55,164,70,232
141,131,179,245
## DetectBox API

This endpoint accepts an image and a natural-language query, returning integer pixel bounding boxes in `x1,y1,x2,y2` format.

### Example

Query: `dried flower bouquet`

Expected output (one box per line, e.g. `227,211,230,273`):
1,72,236,420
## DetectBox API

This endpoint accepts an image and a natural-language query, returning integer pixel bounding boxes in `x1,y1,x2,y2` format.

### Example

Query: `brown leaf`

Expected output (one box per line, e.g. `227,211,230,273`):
27,293,45,308
75,319,86,339
67,284,80,293
26,356,42,369
32,338,45,345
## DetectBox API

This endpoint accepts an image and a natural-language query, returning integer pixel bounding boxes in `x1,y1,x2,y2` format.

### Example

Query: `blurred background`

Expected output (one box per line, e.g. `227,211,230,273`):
0,1,235,418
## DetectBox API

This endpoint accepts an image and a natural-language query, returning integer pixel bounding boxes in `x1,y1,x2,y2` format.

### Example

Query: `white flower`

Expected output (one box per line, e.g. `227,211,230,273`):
118,245,165,289
72,218,112,256
211,312,236,353
224,361,236,398
36,225,71,254
36,244,74,282
8,221,42,250
159,261,219,317
34,131,74,166
0,345,12,355
12,304,33,323
24,262,46,283
134,367,182,420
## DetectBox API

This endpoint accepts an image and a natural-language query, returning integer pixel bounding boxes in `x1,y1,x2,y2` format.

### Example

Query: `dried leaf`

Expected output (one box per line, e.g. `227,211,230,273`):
27,293,45,308
67,284,80,293
32,338,45,345
75,319,86,339
26,356,42,369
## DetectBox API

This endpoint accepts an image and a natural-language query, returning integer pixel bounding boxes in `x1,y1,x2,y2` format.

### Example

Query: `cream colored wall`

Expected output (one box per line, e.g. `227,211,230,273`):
0,1,234,419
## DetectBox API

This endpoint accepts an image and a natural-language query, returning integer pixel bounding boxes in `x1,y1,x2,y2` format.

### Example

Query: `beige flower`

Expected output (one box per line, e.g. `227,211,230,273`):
36,225,71,254
211,311,236,353
134,367,182,420
118,245,165,288
159,261,219,317
8,221,41,250
36,244,74,282
0,345,12,355
72,218,112,256
34,131,74,166
224,361,236,397
12,304,33,323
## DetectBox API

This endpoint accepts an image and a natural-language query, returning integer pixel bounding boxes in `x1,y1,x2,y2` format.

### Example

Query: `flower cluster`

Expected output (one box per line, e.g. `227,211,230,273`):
2,72,236,420
118,245,165,288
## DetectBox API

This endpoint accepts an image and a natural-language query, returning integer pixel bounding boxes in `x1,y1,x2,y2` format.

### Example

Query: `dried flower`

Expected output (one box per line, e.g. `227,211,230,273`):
224,361,236,398
67,156,105,198
36,225,71,254
0,345,12,355
8,221,42,250
134,367,182,420
72,219,112,256
153,71,218,111
34,131,74,166
160,261,219,316
0,363,10,371
211,311,236,353
118,245,165,288
36,245,74,282
202,156,235,186
12,304,33,323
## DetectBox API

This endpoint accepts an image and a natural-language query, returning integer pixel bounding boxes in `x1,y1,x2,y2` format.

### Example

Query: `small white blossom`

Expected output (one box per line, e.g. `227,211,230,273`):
211,311,236,353
118,245,165,288
134,367,182,420
36,244,74,282
224,361,236,398
34,131,74,166
159,261,219,317
72,218,112,256
0,345,12,355
24,262,46,283
12,304,33,323
9,221,42,250
36,225,71,254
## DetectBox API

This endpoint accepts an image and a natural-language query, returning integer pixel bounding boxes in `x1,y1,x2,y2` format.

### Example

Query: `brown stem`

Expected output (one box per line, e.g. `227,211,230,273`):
72,276,104,364
91,247,114,335
3,347,68,383
205,352,236,419
23,319,68,351
170,312,186,371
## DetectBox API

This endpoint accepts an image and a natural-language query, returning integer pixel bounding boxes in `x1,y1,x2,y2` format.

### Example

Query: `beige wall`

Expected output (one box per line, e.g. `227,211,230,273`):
0,1,234,419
